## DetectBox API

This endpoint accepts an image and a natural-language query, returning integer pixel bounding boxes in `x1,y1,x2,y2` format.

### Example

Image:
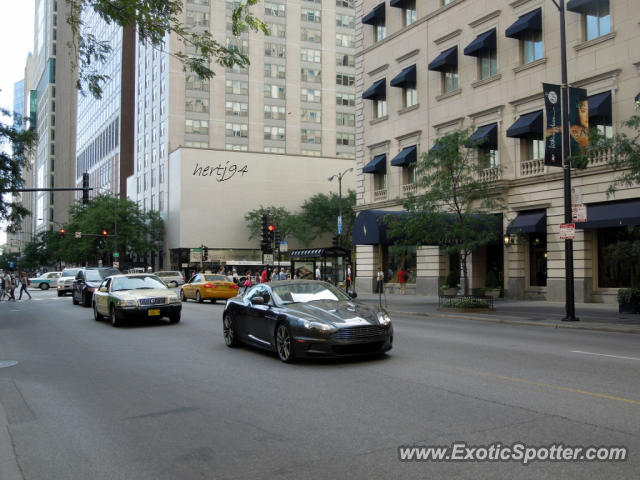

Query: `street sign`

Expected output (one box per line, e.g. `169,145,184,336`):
181,263,189,268
279,241,288,252
571,187,582,204
337,215,343,235
113,252,119,258
560,223,576,240
190,248,202,263
113,261,119,268
571,204,587,223
75,231,82,239
263,253,274,264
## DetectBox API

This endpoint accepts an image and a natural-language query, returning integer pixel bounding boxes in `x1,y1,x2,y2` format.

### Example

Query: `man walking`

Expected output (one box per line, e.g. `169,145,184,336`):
18,271,32,300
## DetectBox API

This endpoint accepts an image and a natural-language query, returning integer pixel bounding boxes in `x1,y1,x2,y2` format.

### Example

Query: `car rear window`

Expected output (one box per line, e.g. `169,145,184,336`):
61,269,79,277
204,275,228,282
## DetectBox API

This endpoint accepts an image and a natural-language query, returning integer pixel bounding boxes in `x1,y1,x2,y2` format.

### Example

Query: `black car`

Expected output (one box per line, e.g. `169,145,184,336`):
222,280,393,363
72,267,120,307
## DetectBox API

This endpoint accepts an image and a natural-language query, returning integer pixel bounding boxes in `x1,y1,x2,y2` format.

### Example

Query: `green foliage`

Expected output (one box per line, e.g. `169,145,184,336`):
485,269,500,288
0,109,37,229
442,298,491,309
0,251,20,271
20,231,63,269
617,288,639,304
442,271,459,289
66,0,267,98
387,129,504,294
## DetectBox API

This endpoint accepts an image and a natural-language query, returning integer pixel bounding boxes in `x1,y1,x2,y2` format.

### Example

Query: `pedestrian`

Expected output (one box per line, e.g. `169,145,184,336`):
147,266,153,274
0,271,5,301
232,269,239,285
397,266,408,295
18,271,32,300
346,264,352,293
315,265,321,280
260,267,268,284
270,268,278,282
5,272,16,301
375,267,384,294
242,271,253,293
279,268,287,280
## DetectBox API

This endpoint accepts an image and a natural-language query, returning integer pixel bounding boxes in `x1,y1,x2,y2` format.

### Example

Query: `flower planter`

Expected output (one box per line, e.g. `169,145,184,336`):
483,288,501,299
618,302,638,314
441,288,459,296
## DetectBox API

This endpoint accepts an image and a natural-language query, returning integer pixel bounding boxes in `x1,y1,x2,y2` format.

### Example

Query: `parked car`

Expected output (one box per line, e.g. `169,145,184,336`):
222,280,392,363
154,270,185,287
180,273,238,303
29,271,61,290
72,267,121,307
57,268,81,296
92,273,182,327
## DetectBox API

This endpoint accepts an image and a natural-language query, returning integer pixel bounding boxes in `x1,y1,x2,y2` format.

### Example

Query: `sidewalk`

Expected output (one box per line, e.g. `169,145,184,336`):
355,291,640,334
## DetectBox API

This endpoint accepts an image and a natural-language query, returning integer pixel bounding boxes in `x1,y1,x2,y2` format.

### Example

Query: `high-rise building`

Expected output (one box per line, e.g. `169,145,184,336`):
354,0,639,303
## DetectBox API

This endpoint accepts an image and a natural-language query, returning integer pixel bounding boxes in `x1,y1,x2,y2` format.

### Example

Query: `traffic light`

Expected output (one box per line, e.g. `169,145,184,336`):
102,229,108,238
82,172,89,205
261,214,269,252
274,229,281,246
60,228,66,238
268,225,275,238
332,234,340,247
202,246,209,261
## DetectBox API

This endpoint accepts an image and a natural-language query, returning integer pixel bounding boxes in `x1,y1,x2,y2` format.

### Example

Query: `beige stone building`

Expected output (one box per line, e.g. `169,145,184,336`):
354,0,640,303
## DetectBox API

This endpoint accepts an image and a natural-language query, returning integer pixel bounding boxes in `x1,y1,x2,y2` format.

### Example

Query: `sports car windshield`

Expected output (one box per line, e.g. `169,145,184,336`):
271,282,350,304
112,275,168,291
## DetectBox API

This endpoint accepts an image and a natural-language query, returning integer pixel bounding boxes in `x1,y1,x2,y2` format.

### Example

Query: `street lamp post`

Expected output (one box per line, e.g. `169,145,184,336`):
328,168,353,246
553,0,578,321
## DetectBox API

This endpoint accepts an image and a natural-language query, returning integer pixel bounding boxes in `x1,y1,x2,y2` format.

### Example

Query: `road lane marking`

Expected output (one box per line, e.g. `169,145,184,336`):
571,350,640,362
447,364,640,406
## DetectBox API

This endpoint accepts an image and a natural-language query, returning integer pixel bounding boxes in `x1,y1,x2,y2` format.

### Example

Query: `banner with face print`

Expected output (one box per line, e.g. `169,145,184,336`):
543,83,562,167
568,87,589,156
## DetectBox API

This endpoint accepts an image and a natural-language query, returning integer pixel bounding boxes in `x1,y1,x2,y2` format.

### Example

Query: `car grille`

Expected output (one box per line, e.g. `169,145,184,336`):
331,342,385,355
331,325,388,341
138,297,168,306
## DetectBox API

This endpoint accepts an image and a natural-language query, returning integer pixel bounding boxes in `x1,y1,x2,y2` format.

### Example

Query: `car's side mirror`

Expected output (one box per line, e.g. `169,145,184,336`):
99,287,108,292
250,297,265,305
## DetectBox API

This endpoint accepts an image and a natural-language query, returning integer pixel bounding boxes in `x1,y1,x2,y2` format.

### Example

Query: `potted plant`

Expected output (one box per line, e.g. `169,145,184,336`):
617,288,639,314
441,271,459,296
483,270,501,299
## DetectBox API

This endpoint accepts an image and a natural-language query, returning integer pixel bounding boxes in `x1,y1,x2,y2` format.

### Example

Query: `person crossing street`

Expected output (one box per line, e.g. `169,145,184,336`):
18,271,32,300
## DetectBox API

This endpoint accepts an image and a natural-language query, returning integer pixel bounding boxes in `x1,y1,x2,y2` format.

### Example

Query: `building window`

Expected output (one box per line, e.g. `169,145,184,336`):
529,234,547,287
186,74,209,91
264,146,285,153
442,68,458,93
301,129,321,144
267,23,286,38
336,74,354,86
375,173,387,190
479,48,497,79
525,139,545,160
598,226,640,288
265,63,286,79
226,144,248,151
336,14,354,28
265,2,285,17
186,98,209,113
301,48,321,63
301,88,321,103
226,101,248,117
336,112,355,126
522,30,543,64
264,126,285,141
584,0,611,41
336,93,355,106
479,148,499,168
301,149,321,157
336,53,355,67
264,105,285,120
185,119,209,135
301,27,321,43
404,87,417,108
336,133,355,146
186,10,210,27
337,0,354,7
301,68,321,83
404,0,417,26
302,109,321,123
301,8,321,23
225,123,248,138
374,100,387,118
225,80,249,95
336,33,354,48
406,164,417,185
264,84,286,99
265,42,286,58
375,25,386,42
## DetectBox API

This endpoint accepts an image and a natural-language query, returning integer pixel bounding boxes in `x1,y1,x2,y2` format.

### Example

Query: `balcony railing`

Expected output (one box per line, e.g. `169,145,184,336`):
478,167,500,182
374,188,387,202
402,183,417,195
587,146,613,167
520,157,545,177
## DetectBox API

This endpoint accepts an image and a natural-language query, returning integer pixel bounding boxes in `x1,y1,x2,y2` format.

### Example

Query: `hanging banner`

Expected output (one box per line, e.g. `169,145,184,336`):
568,87,589,157
543,83,562,167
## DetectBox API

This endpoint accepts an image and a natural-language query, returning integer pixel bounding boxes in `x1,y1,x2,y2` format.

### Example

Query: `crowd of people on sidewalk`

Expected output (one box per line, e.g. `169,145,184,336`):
0,271,32,301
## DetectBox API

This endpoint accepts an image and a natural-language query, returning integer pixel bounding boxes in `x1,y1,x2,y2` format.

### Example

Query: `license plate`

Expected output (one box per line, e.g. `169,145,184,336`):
148,309,160,316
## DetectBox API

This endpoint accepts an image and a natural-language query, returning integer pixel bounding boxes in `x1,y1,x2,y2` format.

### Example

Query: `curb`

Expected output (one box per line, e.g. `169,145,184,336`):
384,308,640,335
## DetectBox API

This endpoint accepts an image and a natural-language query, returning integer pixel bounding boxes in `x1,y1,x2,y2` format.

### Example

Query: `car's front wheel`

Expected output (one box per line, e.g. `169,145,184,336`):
57,290,64,297
93,302,103,321
169,312,181,324
82,292,91,307
72,292,79,305
40,283,49,290
275,323,295,363
180,290,187,302
223,314,239,347
110,305,122,327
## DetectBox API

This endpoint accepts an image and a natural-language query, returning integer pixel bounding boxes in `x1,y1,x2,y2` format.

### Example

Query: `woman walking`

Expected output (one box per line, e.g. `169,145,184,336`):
18,271,32,300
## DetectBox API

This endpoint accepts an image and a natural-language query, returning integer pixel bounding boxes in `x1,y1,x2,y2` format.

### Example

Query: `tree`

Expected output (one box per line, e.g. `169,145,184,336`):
387,129,504,295
20,231,64,270
244,206,302,243
297,191,357,250
0,109,37,230
60,195,164,265
66,0,268,98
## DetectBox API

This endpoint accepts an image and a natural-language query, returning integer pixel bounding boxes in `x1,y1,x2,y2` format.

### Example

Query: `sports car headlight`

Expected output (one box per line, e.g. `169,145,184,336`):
302,320,336,332
118,299,138,307
377,312,392,325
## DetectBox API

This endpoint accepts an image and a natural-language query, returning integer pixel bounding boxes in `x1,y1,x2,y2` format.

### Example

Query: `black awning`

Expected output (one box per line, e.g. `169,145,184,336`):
466,123,498,150
390,145,417,167
363,154,387,174
575,199,640,229
566,0,601,13
463,29,497,57
429,143,445,155
290,247,350,259
390,0,413,7
390,65,417,88
588,91,611,122
362,78,386,100
635,92,640,103
362,3,385,25
505,8,542,39
428,46,458,72
506,110,543,139
506,210,546,234
352,210,408,245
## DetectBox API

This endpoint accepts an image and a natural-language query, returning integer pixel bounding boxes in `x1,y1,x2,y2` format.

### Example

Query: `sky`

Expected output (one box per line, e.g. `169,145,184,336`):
0,1,35,246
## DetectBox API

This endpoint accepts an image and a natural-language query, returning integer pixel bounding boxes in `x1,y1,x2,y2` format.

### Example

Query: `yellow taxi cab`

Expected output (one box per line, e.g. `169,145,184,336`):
180,273,239,303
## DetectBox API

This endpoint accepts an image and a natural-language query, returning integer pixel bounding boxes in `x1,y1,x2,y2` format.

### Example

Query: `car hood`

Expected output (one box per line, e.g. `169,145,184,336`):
282,300,385,326
112,288,177,300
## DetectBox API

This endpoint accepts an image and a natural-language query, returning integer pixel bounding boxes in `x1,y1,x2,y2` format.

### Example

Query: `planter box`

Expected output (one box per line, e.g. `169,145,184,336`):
441,288,459,296
618,302,638,314
483,289,501,299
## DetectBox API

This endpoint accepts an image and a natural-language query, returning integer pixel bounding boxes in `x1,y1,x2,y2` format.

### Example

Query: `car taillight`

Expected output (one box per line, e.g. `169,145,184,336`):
232,284,238,289
204,283,217,288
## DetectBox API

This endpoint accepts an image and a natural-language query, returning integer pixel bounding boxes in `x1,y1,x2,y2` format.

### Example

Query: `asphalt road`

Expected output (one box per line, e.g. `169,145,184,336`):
1,288,639,480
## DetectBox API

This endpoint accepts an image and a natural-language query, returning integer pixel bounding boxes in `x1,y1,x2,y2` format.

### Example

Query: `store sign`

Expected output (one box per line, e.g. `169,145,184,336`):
560,223,576,240
190,248,202,263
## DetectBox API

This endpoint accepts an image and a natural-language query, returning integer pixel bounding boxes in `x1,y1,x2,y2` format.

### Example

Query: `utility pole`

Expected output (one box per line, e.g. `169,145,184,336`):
328,168,353,247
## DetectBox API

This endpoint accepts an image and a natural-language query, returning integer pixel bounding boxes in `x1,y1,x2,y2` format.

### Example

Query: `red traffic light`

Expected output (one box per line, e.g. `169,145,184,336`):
60,228,66,237
268,225,275,232
102,229,108,237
